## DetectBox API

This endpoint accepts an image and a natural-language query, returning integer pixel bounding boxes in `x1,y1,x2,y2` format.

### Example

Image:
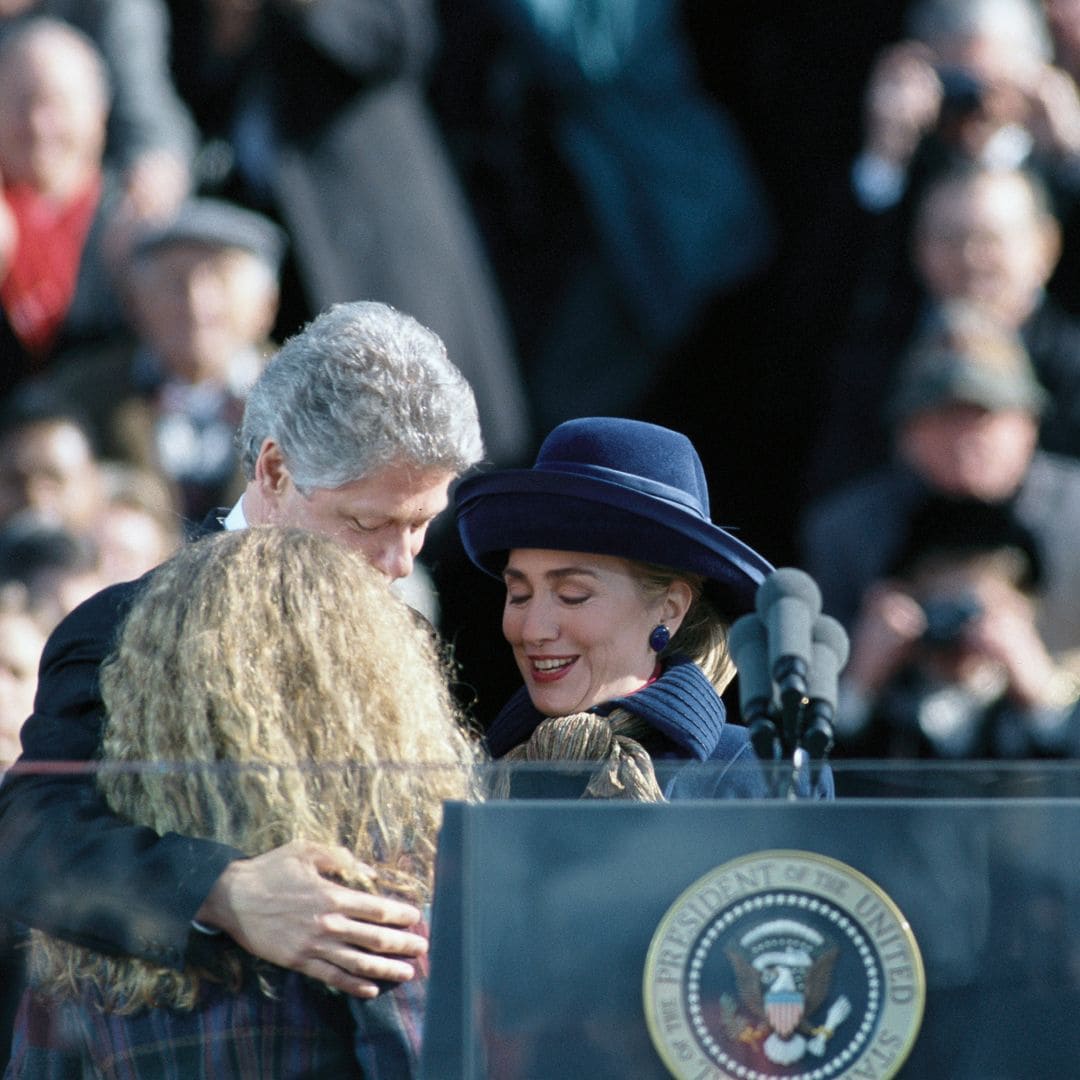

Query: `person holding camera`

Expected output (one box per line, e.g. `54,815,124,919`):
851,0,1080,215
834,494,1080,758
801,300,1080,660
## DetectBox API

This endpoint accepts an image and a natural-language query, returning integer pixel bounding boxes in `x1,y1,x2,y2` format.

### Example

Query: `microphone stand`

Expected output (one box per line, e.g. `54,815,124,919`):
747,691,833,800
731,579,847,799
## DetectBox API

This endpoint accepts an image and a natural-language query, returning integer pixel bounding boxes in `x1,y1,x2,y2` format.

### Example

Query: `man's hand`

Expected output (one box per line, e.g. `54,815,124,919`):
844,582,926,695
862,42,943,166
1023,63,1080,160
963,578,1059,708
121,149,190,221
195,840,429,998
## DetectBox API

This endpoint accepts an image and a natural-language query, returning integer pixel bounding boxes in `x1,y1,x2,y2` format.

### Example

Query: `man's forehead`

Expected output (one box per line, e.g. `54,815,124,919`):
333,463,454,513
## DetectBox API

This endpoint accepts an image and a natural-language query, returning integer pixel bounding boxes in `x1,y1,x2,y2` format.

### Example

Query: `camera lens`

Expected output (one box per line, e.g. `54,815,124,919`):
921,594,982,647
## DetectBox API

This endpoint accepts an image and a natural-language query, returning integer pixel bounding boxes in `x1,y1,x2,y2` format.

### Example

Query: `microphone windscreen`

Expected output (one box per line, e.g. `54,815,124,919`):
754,568,822,669
807,614,851,705
728,613,772,715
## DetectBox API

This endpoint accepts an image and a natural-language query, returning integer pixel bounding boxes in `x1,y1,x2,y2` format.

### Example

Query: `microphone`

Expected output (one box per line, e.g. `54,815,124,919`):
728,613,780,763
802,614,850,761
755,568,823,745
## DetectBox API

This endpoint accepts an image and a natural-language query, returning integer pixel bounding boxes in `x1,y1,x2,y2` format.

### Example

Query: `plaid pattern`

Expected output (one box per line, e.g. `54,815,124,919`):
5,965,426,1079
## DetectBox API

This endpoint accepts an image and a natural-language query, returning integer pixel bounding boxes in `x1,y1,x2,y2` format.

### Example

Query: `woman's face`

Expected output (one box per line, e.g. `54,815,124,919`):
502,548,684,717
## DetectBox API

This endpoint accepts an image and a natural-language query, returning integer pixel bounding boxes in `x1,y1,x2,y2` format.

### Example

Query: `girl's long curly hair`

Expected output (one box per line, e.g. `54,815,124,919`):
31,527,481,1011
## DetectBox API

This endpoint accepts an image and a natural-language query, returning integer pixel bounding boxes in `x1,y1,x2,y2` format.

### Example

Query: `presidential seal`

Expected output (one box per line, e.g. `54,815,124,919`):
643,850,924,1080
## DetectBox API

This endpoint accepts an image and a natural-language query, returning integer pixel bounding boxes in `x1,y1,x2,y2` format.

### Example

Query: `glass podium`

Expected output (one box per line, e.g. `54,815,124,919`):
2,759,1080,1079
423,760,1080,1079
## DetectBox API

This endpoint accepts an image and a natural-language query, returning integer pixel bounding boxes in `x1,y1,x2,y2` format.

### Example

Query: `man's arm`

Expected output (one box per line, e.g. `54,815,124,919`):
0,581,426,994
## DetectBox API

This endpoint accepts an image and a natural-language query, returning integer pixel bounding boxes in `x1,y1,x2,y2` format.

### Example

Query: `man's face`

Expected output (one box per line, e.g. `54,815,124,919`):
0,34,107,197
0,420,103,530
130,244,275,383
914,174,1059,328
898,402,1039,500
263,459,455,582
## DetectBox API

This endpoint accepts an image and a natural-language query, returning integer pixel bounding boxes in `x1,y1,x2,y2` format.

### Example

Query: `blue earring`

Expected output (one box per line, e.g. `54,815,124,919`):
649,623,670,653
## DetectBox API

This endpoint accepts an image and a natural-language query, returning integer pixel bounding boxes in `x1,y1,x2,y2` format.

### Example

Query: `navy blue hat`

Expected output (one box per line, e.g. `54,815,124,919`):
455,417,773,615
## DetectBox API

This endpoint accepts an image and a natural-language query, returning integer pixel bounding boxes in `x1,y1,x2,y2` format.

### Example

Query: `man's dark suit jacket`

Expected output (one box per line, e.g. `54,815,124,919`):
0,517,235,969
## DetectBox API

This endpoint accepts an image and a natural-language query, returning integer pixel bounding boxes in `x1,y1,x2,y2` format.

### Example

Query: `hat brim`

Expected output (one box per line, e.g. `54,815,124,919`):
455,469,773,615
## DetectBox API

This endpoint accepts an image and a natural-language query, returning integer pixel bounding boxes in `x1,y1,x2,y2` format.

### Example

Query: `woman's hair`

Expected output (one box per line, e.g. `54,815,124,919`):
631,561,736,692
501,708,666,803
32,527,480,1010
238,300,484,490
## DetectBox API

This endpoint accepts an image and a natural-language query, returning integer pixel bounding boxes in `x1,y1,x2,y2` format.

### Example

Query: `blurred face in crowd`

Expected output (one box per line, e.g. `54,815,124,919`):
501,549,689,717
0,607,45,765
914,172,1061,328
129,243,279,384
0,25,108,200
27,558,103,629
898,402,1039,500
0,420,104,531
93,502,179,585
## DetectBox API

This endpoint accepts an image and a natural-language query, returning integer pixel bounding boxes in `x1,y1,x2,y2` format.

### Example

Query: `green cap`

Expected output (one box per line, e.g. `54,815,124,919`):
887,304,1048,424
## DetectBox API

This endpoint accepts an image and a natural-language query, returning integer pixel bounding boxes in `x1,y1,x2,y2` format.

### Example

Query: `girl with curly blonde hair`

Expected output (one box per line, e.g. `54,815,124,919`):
9,526,481,1078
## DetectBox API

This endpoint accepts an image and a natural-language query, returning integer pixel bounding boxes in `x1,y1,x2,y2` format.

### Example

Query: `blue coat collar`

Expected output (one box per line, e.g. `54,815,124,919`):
484,655,727,761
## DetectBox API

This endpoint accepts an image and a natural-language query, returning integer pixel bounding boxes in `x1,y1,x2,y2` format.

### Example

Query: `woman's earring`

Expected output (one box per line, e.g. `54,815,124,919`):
649,623,670,653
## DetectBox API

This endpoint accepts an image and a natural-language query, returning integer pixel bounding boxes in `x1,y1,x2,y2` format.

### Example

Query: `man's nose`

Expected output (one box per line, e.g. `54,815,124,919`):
372,531,414,582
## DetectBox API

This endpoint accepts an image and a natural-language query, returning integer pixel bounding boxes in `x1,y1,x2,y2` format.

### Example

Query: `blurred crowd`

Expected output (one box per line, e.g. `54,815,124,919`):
4,0,1080,764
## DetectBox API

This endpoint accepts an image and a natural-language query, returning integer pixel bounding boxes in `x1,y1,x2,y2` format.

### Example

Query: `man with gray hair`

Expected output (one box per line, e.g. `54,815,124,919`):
0,301,483,1008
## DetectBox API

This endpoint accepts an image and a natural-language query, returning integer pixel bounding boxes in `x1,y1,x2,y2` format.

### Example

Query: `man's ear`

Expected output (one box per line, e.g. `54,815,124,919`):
254,439,290,497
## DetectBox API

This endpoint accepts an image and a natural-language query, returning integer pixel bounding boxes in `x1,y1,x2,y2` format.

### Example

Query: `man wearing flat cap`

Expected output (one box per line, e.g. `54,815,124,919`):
800,302,1080,673
44,197,286,523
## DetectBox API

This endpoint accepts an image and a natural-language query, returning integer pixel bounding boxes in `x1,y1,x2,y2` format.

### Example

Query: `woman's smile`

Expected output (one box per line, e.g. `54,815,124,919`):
528,655,577,681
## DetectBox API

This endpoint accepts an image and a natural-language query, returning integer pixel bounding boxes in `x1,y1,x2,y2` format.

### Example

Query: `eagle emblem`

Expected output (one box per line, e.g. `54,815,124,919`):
644,851,925,1079
725,918,852,1066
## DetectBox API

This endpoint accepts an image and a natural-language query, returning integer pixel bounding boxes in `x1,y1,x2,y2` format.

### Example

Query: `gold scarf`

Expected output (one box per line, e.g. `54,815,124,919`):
502,707,665,802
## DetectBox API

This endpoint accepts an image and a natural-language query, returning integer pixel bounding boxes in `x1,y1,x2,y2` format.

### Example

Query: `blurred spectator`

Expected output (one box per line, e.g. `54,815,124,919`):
851,0,1071,215
432,0,775,433
0,514,103,629
835,495,1080,758
797,0,1080,463
800,304,1080,665
93,462,181,583
0,0,195,219
0,588,45,1070
806,164,1080,498
0,17,130,392
44,196,284,523
0,390,105,533
0,592,43,767
165,0,532,467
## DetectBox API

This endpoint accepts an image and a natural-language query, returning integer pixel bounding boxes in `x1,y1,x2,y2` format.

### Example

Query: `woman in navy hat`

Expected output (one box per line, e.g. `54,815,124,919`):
456,416,777,798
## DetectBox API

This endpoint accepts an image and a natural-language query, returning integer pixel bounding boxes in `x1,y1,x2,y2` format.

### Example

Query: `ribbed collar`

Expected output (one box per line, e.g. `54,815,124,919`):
484,655,726,761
